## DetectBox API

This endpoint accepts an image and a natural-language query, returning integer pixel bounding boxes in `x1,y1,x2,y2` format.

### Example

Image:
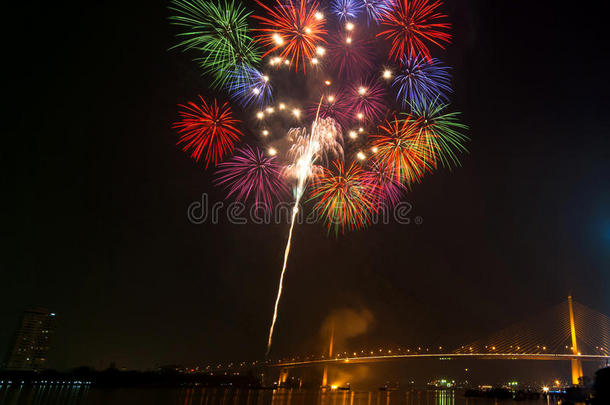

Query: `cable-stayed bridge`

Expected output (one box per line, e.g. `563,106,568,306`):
271,297,610,385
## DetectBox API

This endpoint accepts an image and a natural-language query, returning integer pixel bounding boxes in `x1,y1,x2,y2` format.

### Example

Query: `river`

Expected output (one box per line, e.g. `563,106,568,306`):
0,385,570,405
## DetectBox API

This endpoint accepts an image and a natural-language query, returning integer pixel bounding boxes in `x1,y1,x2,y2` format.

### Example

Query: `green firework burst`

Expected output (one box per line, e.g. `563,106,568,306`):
169,0,261,88
406,99,469,169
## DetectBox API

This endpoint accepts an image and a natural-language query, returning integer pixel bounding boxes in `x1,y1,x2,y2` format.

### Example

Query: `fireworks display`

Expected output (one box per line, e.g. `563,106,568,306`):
308,90,352,129
328,33,376,80
169,0,260,87
227,66,273,108
410,98,469,168
393,54,452,109
215,145,288,208
378,0,452,62
361,0,390,25
370,116,432,184
331,0,364,22
363,160,408,207
310,161,380,233
267,115,343,355
173,97,243,168
169,0,468,355
253,0,327,72
348,79,388,123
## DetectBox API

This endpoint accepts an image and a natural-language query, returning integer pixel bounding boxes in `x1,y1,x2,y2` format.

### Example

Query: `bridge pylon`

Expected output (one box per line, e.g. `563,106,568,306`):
278,368,289,387
568,295,584,385
321,323,334,387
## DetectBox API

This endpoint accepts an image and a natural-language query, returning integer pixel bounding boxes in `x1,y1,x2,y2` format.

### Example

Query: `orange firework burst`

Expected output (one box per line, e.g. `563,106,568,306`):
310,161,380,234
173,96,243,168
253,0,327,72
370,117,435,185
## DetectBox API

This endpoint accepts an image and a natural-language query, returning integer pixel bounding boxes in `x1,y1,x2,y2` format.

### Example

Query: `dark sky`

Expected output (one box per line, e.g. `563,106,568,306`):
2,0,609,371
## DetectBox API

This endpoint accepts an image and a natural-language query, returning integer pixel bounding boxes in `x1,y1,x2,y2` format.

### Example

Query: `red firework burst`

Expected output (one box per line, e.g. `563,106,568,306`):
173,96,243,168
327,32,376,80
253,0,327,72
377,0,451,62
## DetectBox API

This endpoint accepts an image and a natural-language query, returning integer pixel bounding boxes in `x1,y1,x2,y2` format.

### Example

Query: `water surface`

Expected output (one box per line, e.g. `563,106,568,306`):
0,385,563,405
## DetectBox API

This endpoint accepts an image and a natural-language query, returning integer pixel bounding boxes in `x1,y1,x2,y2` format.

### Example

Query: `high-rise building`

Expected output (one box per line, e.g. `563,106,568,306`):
4,308,56,371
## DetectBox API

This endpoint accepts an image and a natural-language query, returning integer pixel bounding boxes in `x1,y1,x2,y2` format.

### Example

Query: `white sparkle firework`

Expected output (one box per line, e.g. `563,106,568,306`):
266,110,342,356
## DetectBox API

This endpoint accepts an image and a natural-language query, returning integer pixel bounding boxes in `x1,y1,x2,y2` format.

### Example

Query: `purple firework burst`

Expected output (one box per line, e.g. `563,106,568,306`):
363,159,408,207
328,32,376,80
214,145,288,209
348,78,388,123
308,89,353,129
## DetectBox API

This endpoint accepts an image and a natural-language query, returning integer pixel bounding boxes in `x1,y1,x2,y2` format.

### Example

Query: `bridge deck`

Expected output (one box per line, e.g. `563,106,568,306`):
272,353,610,368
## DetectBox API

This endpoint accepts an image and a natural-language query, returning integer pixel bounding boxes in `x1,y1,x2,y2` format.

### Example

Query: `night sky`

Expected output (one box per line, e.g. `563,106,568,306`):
2,0,609,372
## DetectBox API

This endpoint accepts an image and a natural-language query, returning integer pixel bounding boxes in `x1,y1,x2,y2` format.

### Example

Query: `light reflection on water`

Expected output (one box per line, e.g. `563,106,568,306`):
0,383,90,405
0,386,555,405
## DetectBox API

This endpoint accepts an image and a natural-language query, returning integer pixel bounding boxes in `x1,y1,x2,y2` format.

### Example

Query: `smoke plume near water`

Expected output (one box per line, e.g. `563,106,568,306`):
320,308,374,353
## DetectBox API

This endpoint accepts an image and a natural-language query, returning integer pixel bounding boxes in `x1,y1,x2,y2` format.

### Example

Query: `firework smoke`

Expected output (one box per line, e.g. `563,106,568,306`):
320,307,374,349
